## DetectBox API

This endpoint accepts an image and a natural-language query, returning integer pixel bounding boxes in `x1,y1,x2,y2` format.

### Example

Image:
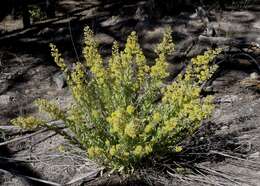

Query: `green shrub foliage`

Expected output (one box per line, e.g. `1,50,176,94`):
12,27,221,172
28,5,46,22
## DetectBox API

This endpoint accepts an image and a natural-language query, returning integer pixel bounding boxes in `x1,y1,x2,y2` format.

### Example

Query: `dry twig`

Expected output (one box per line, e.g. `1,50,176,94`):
0,128,47,147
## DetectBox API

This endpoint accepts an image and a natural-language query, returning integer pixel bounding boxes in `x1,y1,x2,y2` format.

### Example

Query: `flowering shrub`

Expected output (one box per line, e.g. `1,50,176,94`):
11,27,221,172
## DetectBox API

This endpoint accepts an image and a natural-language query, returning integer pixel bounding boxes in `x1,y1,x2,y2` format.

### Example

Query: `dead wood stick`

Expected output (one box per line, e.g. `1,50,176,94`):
21,174,62,186
0,128,47,147
210,150,260,166
0,156,42,163
0,125,22,134
65,169,100,185
0,168,61,186
196,165,241,185
0,120,65,135
198,35,241,46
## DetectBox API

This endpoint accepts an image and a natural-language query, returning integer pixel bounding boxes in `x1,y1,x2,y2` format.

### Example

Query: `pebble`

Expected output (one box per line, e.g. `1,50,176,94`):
25,89,30,94
249,152,260,159
250,72,259,80
0,94,15,105
52,72,66,90
221,126,228,131
215,95,239,104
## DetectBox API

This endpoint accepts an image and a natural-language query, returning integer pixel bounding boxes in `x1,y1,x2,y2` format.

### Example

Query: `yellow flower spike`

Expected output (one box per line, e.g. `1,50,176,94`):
124,121,137,138
109,146,117,156
175,146,183,153
152,112,161,123
83,26,107,86
144,123,153,134
11,116,44,129
144,145,153,154
163,119,177,133
87,146,96,158
151,54,169,80
105,140,110,146
49,43,67,71
126,105,135,114
155,26,175,56
124,31,139,54
123,152,130,158
35,99,66,120
58,145,65,153
133,145,143,157
92,110,99,119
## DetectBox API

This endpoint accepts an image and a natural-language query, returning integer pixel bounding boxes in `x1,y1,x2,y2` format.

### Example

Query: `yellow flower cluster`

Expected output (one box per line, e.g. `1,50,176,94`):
88,146,103,159
125,121,138,138
162,118,177,134
175,146,183,153
12,26,221,172
126,105,135,114
144,123,153,134
106,108,125,135
133,145,143,157
35,99,66,120
133,144,153,158
152,112,161,123
185,49,221,84
11,116,43,129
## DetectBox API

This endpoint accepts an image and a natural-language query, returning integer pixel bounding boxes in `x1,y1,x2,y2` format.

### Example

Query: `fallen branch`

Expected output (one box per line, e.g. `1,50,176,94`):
196,165,241,185
0,168,62,186
0,125,22,135
210,150,260,166
0,128,47,147
65,169,101,185
0,156,42,163
198,35,243,46
0,120,65,134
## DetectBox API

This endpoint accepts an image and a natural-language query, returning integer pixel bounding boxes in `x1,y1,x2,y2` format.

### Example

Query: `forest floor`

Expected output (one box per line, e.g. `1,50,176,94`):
0,0,260,185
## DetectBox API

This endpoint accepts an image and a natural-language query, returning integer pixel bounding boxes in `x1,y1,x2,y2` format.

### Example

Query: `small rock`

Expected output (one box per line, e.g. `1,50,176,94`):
57,28,66,34
37,27,54,36
52,72,66,90
238,134,251,140
25,89,30,94
203,85,214,92
212,109,222,118
249,152,260,159
221,126,228,131
100,16,122,27
215,95,239,104
250,72,259,80
0,94,15,105
0,80,9,94
134,6,147,21
253,21,260,29
94,33,114,45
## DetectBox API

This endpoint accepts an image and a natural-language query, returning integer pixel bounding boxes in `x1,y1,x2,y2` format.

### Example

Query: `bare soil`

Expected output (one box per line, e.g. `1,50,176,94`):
0,0,260,185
